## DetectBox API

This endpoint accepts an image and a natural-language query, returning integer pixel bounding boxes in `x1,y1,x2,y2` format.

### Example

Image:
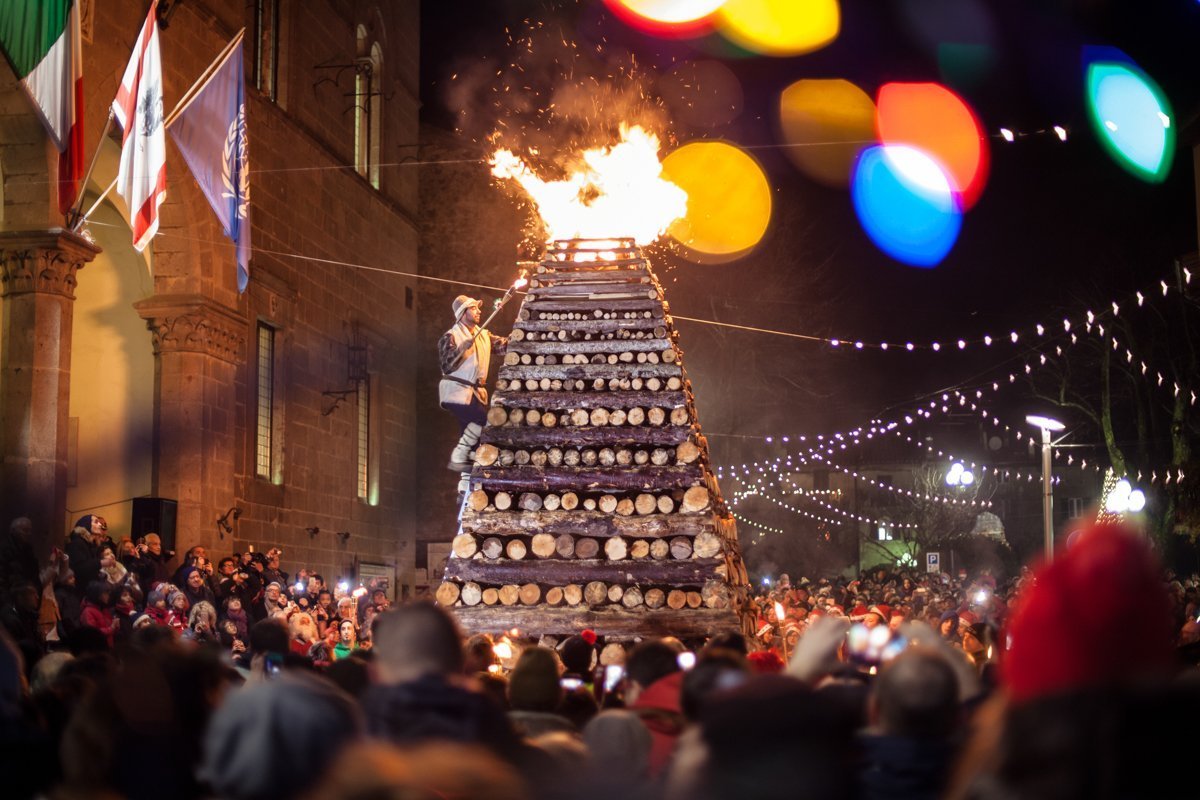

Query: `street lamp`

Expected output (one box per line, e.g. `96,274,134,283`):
1026,414,1066,561
945,462,974,486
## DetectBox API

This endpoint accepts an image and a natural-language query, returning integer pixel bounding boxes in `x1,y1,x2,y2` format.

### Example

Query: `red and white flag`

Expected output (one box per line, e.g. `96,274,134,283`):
111,2,166,251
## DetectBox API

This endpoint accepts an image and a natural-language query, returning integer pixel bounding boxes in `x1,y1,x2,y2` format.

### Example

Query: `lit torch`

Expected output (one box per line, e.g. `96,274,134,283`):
774,601,791,664
475,269,529,342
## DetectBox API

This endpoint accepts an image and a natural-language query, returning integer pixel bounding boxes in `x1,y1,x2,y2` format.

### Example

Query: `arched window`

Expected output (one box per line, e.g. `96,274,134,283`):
353,28,383,189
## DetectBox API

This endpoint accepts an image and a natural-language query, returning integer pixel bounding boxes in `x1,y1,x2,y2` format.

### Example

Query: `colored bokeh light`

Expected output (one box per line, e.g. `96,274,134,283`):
852,145,962,268
662,141,772,256
604,0,726,36
778,79,876,187
876,82,989,209
716,0,840,57
1086,61,1174,183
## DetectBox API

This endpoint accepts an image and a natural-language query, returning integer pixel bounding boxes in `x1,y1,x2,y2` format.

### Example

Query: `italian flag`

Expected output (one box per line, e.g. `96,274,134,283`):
0,1,84,216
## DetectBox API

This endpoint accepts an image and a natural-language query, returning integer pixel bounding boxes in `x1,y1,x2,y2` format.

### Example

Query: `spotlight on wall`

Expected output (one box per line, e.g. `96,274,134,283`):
335,531,351,543
216,506,243,537
306,526,320,538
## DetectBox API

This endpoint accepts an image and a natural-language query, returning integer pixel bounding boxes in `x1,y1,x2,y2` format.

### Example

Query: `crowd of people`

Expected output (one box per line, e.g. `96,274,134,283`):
2,513,1200,799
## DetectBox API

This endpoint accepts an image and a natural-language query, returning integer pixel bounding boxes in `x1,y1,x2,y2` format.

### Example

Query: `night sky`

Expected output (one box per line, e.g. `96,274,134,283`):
419,0,1200,469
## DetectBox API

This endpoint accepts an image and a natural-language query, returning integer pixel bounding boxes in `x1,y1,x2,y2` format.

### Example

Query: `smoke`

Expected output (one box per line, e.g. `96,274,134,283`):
439,11,671,174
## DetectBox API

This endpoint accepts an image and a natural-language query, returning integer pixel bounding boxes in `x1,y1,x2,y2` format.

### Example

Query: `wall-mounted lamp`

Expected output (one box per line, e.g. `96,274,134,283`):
217,507,242,537
306,526,320,538
335,531,351,543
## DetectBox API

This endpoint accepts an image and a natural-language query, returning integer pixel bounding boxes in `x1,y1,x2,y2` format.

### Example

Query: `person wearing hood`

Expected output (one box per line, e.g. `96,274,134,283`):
938,610,961,647
507,646,576,739
625,639,686,777
79,581,118,648
166,588,190,632
64,515,108,588
145,584,173,627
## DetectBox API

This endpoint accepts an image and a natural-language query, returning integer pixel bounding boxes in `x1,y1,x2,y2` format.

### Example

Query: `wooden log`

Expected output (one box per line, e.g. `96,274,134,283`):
647,407,666,426
563,584,583,606
541,411,558,428
630,540,651,559
650,539,670,560
644,588,666,609
600,642,627,666
545,586,564,606
531,533,557,558
505,339,669,356
702,580,730,610
589,408,610,427
475,464,704,493
607,584,624,603
681,486,710,513
563,449,580,466
670,407,690,426
498,363,682,382
542,493,561,511
627,407,646,426
514,450,530,465
667,589,687,610
519,583,542,605
675,440,700,464
635,493,658,515
555,534,575,558
615,498,635,516
667,376,683,391
670,536,694,560
604,536,628,561
450,606,743,640
657,495,676,514
686,591,703,609
498,585,521,606
506,539,527,560
598,494,618,513
530,450,548,467
481,537,504,559
525,409,542,426
693,530,723,559
493,391,686,411
583,498,597,511
482,587,499,605
461,582,482,606
575,537,600,560
569,409,590,427
452,534,478,560
518,492,543,512
494,492,512,511
444,557,725,586
622,586,644,608
468,490,490,512
435,582,460,606
634,450,649,465
560,491,579,510
548,447,564,466
517,317,660,333
460,509,717,539
581,449,597,466
609,409,628,426
585,581,608,606
487,407,509,426
598,447,616,466
651,448,670,466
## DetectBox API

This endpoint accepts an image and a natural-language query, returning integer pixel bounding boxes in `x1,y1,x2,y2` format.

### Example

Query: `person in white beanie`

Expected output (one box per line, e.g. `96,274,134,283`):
439,294,506,473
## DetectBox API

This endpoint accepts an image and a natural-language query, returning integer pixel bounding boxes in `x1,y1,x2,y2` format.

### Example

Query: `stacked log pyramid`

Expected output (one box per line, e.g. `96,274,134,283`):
438,238,751,641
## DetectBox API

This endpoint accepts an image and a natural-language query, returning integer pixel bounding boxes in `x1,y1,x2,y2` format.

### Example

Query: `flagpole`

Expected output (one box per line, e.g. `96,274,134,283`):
74,28,246,230
67,110,113,230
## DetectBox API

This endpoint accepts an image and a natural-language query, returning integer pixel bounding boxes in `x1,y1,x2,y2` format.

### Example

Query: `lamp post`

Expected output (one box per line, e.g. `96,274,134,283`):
1026,415,1066,561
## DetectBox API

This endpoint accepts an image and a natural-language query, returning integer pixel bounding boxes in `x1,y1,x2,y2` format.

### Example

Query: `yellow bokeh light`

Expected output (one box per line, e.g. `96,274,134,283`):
779,79,876,187
662,141,771,255
717,0,840,56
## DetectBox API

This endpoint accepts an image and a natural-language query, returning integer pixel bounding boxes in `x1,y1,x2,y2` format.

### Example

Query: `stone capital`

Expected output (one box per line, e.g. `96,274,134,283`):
134,294,247,364
0,228,101,299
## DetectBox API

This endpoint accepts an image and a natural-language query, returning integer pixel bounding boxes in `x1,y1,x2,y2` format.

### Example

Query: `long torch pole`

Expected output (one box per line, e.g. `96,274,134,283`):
1041,427,1054,562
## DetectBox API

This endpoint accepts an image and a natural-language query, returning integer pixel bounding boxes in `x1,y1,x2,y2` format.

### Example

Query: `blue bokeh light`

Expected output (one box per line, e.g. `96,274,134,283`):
1086,61,1174,183
851,145,963,267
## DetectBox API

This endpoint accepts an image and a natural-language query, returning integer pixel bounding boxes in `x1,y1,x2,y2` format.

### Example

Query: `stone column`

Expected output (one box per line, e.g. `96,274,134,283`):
0,229,100,559
134,294,246,557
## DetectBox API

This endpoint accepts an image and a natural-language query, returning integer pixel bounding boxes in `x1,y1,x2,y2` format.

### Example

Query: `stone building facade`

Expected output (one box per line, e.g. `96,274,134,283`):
0,0,420,591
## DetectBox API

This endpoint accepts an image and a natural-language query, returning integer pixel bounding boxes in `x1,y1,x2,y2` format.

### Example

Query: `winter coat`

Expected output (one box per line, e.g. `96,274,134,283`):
629,671,687,777
361,674,521,762
64,531,102,587
858,733,957,800
80,599,116,647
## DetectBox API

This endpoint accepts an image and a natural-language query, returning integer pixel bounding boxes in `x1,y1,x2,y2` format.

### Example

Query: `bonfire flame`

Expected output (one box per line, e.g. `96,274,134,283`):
490,125,687,246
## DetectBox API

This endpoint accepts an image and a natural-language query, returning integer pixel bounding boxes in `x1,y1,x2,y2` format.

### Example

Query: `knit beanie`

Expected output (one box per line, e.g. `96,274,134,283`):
1004,522,1175,703
559,634,595,675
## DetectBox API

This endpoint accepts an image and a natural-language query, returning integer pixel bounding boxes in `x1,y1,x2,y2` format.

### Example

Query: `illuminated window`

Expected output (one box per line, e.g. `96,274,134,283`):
354,28,383,189
877,524,893,541
253,0,281,101
1067,497,1085,518
255,323,275,479
356,378,370,500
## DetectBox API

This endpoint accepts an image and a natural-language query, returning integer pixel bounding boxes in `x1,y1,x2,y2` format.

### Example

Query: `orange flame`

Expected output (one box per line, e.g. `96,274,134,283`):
491,125,688,245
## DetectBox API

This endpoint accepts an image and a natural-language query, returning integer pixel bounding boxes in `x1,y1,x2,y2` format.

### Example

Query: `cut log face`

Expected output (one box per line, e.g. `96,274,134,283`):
443,241,746,642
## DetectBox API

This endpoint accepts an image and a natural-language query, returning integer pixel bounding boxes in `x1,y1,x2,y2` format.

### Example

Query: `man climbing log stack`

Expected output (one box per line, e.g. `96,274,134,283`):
439,294,507,489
